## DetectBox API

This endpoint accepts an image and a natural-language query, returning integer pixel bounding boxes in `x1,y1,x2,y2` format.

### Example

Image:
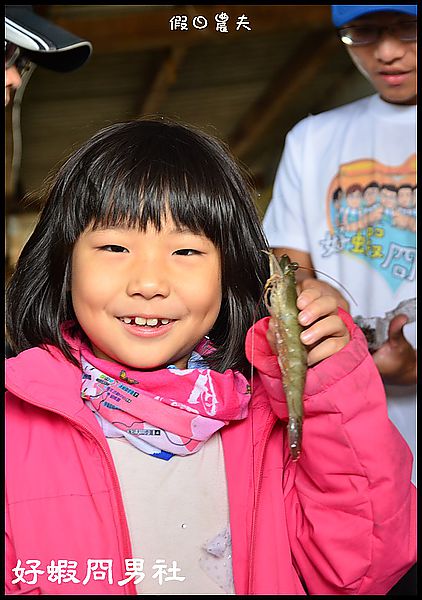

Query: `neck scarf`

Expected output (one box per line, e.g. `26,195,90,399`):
80,344,251,461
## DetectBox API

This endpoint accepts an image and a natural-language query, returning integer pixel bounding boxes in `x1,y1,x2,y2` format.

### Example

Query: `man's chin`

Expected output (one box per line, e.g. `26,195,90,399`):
380,90,417,107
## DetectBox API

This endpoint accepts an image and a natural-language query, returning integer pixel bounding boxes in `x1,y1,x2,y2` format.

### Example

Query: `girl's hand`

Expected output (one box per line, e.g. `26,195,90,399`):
265,279,350,367
296,279,350,366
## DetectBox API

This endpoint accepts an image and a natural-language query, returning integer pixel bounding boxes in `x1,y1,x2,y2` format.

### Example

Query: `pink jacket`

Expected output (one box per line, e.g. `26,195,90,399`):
5,313,416,595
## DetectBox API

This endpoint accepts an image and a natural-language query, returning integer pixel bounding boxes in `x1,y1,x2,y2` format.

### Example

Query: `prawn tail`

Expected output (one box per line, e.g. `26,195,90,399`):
288,416,302,461
285,380,304,461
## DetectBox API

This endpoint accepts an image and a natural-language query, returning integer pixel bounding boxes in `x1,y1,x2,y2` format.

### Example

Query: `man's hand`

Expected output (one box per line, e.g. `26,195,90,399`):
372,314,417,385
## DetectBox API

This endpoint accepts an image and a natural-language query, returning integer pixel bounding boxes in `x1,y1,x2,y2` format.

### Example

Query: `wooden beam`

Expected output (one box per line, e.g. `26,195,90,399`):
139,46,188,116
229,30,338,159
50,5,332,54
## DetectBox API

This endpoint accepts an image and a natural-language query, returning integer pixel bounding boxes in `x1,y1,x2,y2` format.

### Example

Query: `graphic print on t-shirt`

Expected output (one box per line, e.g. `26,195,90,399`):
320,155,416,293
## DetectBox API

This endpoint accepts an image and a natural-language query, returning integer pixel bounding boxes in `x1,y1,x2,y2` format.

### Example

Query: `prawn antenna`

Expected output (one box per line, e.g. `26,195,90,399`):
297,265,358,307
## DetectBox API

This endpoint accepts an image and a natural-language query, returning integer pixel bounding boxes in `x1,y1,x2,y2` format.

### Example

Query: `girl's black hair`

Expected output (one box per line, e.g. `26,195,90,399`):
6,117,270,375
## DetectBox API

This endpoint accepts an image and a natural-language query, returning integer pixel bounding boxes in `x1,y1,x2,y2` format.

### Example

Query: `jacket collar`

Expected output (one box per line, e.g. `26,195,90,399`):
6,344,91,424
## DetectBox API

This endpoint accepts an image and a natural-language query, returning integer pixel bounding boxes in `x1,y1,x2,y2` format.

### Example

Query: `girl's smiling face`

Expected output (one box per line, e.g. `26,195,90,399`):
71,216,222,370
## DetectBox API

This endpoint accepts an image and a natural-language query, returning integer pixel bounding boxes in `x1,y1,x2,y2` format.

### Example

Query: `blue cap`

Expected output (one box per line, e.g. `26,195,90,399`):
331,5,417,28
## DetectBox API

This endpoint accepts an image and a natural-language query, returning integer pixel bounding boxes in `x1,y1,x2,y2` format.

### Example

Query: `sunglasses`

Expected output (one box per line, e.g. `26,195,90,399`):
5,41,31,74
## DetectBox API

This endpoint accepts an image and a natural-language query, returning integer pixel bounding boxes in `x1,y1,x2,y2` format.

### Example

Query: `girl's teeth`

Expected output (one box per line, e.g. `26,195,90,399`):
122,317,171,326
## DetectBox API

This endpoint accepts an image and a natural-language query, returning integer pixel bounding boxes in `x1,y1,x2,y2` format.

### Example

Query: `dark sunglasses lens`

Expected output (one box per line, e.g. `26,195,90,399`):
5,42,14,59
17,56,31,75
5,42,20,68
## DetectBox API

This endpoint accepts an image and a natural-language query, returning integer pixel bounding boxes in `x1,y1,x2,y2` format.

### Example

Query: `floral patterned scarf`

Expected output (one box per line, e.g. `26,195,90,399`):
80,343,251,460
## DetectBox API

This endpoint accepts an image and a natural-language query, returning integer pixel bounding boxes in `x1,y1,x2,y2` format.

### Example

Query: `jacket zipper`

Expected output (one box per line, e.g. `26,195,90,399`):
247,413,276,595
8,391,137,596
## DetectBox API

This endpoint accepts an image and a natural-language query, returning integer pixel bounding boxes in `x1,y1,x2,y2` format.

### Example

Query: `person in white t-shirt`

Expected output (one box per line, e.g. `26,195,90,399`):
263,5,417,486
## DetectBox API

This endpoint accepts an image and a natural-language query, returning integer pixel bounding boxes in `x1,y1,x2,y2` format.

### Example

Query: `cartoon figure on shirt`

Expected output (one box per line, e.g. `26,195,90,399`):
379,184,398,226
331,186,345,228
323,156,416,291
362,181,382,227
393,184,416,232
341,184,365,231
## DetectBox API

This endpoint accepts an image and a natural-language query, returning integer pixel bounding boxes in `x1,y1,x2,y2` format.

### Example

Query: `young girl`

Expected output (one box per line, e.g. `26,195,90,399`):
5,118,415,596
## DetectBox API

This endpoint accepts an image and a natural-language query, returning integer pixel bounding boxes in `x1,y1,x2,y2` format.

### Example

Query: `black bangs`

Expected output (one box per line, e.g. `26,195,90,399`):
87,172,231,250
61,118,246,251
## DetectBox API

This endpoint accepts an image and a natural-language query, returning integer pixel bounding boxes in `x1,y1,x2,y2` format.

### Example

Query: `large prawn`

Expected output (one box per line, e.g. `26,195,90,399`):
264,252,307,461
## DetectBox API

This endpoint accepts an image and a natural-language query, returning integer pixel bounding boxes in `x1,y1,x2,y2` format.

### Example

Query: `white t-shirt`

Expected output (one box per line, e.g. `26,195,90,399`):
263,94,416,483
108,433,235,595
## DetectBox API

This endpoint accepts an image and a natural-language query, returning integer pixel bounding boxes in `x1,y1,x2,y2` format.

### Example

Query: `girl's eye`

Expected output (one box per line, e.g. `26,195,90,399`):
173,248,201,256
100,245,129,253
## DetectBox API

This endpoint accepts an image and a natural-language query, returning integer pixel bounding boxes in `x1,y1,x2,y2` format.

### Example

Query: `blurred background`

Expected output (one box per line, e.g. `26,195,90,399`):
5,4,373,276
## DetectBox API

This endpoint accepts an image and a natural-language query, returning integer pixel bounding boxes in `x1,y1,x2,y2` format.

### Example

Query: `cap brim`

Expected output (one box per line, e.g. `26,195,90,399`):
5,5,92,72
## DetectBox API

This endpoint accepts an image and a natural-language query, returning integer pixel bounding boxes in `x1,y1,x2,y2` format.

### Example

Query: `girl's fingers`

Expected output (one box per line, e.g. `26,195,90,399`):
306,335,349,366
297,278,350,312
267,297,350,364
298,295,338,326
300,314,349,346
296,285,321,310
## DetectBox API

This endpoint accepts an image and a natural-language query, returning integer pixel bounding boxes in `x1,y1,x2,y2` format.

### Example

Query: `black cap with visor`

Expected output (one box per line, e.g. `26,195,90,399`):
5,5,92,72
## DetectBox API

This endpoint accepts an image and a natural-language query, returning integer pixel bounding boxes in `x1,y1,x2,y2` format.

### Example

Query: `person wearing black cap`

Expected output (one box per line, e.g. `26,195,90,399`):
5,6,92,360
5,5,92,105
262,7,416,592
